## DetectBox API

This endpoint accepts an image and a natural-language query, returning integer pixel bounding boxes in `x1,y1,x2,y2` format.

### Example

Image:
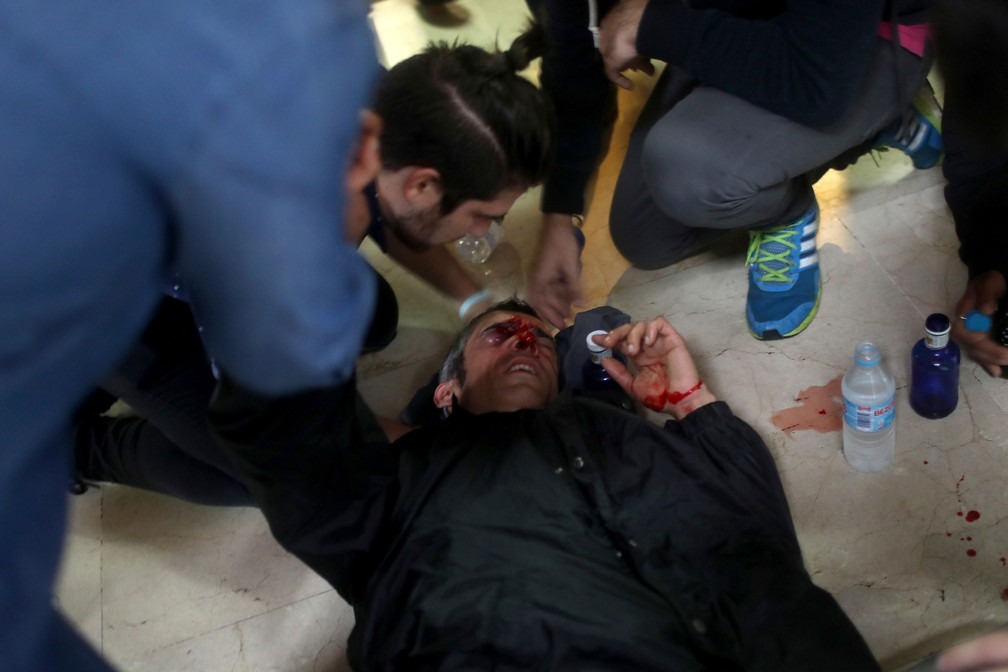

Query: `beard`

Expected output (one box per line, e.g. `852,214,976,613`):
384,202,443,251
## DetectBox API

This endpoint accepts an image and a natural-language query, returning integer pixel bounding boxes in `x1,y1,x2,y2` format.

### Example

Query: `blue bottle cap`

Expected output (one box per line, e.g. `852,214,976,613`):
963,310,993,332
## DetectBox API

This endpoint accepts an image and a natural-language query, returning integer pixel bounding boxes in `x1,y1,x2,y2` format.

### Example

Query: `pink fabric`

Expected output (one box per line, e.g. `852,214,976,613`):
878,22,929,57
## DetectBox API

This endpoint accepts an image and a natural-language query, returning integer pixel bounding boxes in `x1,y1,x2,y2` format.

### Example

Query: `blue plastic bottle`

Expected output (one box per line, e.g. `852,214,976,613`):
583,330,621,392
909,313,960,419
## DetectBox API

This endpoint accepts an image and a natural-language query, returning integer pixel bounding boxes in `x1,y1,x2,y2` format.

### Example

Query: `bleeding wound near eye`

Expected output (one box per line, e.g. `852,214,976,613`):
490,317,539,349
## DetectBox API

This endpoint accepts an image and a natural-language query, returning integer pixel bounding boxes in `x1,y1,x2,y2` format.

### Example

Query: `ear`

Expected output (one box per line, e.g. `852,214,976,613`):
434,380,461,410
344,110,382,193
402,167,443,210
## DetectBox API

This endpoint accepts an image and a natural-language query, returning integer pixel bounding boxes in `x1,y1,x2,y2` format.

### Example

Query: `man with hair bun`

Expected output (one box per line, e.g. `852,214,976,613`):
73,29,556,508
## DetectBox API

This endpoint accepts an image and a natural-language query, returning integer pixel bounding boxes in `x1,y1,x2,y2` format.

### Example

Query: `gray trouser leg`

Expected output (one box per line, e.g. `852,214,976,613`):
610,38,932,270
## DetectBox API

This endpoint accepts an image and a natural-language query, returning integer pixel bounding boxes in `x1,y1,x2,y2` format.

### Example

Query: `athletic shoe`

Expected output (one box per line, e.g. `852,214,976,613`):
745,205,821,340
874,87,944,169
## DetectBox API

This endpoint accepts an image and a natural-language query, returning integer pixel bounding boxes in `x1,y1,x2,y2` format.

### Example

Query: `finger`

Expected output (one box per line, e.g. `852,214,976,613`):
537,300,567,330
628,57,655,77
600,322,634,347
548,307,570,330
621,322,649,355
645,316,673,347
955,287,979,317
600,357,635,394
609,72,634,90
571,282,585,307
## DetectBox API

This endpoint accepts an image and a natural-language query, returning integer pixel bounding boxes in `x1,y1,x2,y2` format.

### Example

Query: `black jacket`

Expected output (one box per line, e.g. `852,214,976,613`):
941,80,1008,282
211,381,878,671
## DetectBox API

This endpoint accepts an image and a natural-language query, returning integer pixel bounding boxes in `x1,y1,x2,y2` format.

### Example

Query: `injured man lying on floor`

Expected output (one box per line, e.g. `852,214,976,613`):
210,299,879,672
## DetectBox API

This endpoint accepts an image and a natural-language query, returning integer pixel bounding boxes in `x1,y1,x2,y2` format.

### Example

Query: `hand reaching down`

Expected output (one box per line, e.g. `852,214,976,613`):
952,271,1008,377
526,214,585,329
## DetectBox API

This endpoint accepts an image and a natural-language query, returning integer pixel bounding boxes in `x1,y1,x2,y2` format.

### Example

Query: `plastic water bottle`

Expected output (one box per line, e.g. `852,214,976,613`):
583,330,621,392
910,313,960,419
841,342,896,472
455,219,502,264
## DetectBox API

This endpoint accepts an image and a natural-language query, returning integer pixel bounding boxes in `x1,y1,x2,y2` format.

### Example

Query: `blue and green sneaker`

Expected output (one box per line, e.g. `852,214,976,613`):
874,86,944,169
745,205,821,340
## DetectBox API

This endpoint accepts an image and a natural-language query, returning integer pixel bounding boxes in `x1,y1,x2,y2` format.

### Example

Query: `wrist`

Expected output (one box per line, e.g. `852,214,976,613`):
652,380,715,420
543,212,583,229
669,388,716,421
542,213,586,249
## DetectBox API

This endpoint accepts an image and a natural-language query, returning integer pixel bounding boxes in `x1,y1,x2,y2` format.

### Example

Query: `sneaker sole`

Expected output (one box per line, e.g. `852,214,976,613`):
749,288,822,341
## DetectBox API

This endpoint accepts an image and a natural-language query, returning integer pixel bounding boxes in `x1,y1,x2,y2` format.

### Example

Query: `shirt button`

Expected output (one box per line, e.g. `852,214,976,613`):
572,456,585,470
692,618,708,634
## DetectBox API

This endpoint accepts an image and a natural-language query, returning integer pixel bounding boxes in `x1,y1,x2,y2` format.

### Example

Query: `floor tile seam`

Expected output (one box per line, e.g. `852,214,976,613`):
111,587,340,656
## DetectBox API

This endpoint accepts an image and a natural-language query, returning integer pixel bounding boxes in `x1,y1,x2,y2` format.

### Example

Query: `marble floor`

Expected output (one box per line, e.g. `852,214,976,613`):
57,0,1008,670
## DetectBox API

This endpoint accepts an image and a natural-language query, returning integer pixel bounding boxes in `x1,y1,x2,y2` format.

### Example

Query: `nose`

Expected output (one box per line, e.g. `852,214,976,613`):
511,330,538,354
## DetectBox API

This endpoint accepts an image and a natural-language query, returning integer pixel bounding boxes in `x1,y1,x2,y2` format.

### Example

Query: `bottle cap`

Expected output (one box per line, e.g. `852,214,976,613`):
924,313,951,337
586,330,609,354
963,311,993,332
923,313,951,349
853,342,880,367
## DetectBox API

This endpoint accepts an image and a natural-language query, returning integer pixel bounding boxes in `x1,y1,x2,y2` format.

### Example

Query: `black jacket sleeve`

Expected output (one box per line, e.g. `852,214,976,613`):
209,376,400,603
942,83,1008,281
665,402,880,672
668,401,798,542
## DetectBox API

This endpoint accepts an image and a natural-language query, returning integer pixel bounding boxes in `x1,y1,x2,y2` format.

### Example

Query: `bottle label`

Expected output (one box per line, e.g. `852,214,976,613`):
925,332,949,349
843,393,895,432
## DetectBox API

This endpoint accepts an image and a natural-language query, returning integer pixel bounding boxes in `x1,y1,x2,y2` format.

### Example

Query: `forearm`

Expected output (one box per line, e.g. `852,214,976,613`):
942,89,1008,280
384,234,482,303
671,401,792,529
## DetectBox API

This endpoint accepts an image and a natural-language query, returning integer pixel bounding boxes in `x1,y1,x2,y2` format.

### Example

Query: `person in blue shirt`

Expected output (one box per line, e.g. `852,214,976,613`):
0,2,381,670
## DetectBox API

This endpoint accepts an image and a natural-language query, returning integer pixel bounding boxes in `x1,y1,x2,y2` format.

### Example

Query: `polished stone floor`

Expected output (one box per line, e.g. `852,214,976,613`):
57,1,1008,669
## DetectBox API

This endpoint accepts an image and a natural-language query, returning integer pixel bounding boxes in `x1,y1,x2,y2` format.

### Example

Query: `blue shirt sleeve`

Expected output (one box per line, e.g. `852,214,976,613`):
171,11,380,395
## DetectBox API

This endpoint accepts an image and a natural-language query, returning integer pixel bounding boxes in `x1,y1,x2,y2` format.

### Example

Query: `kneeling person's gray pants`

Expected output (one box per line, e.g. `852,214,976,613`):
610,38,932,270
